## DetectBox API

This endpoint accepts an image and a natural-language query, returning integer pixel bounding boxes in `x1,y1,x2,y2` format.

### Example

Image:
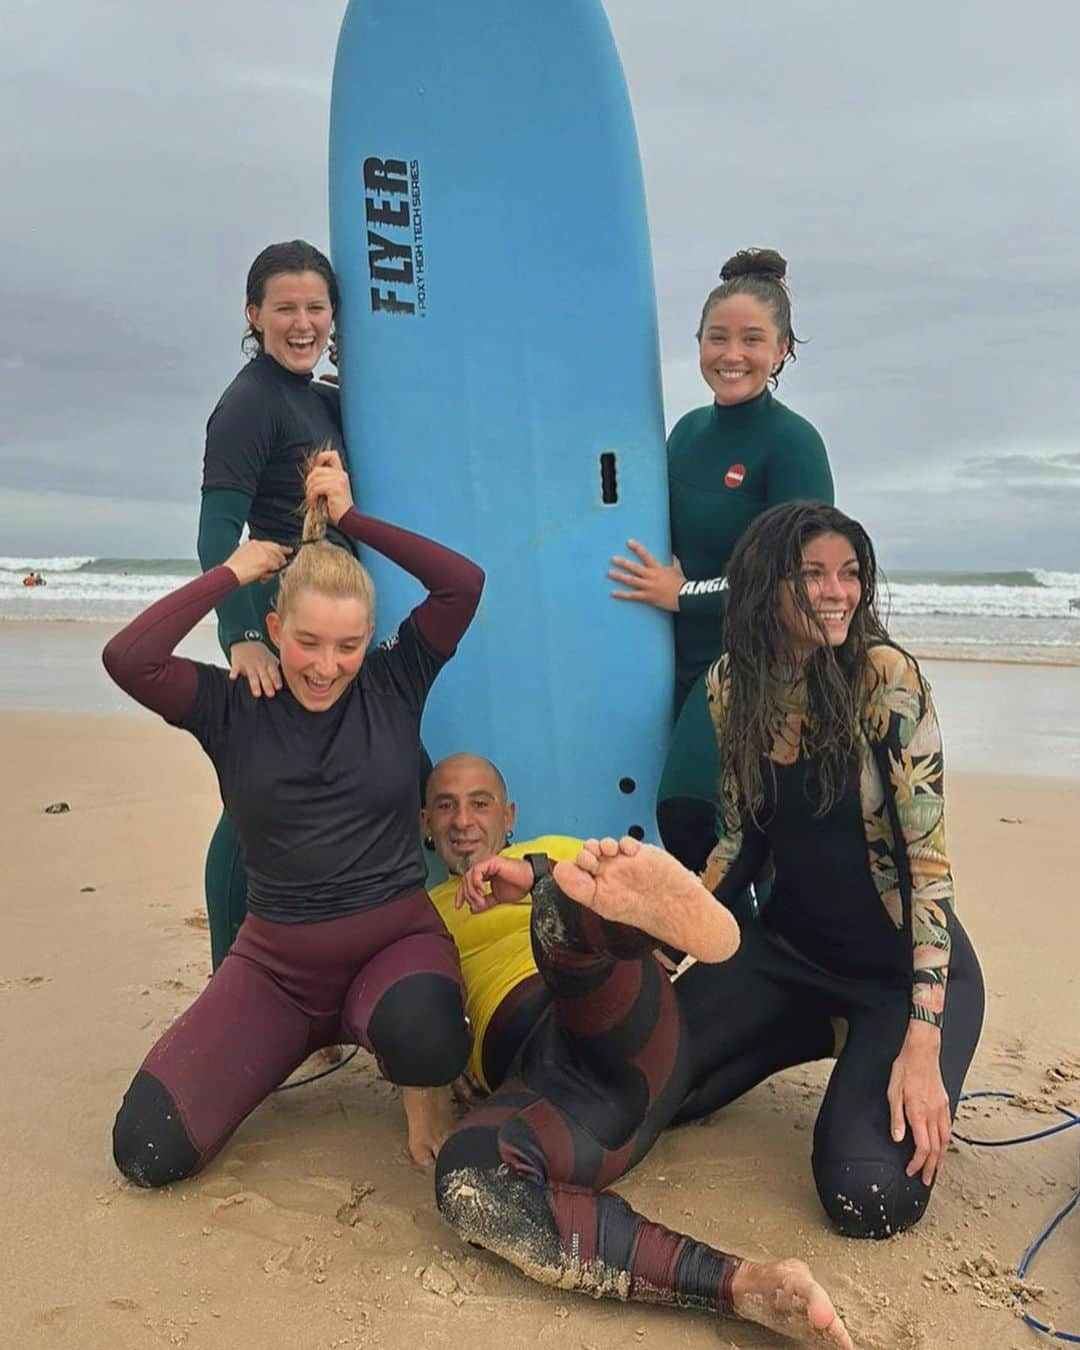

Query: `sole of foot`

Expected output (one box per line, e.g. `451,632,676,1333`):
553,841,739,963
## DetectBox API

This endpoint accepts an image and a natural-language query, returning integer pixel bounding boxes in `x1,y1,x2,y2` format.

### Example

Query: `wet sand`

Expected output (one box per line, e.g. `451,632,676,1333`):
2,619,1080,781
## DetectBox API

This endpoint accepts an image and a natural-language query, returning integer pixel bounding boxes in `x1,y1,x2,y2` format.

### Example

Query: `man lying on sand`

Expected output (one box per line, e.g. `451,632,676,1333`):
416,753,853,1345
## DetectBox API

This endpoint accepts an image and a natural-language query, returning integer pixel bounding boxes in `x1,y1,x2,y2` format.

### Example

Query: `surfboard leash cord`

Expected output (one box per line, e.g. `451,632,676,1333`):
956,1089,1080,1342
273,1046,359,1093
267,1074,1078,1335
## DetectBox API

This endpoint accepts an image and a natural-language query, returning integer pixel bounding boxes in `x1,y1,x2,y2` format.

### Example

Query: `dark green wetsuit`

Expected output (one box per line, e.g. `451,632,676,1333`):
658,388,833,869
197,353,354,969
669,388,833,709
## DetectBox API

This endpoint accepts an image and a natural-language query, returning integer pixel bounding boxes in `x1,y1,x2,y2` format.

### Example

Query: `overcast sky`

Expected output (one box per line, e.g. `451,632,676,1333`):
3,1,1079,568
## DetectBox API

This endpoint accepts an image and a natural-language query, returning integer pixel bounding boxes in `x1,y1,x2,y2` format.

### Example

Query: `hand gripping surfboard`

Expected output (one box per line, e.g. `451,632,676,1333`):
330,0,672,841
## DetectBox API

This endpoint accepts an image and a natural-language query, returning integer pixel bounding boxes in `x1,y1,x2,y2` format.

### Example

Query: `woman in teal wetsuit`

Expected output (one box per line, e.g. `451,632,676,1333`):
609,249,834,869
197,239,356,967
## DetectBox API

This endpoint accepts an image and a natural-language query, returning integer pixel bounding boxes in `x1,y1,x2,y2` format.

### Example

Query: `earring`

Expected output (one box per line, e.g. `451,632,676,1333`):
505,829,514,843
423,835,435,851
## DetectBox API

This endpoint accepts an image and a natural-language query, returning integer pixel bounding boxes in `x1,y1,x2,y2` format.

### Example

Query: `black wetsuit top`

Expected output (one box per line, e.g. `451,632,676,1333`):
103,508,484,925
181,614,443,922
199,355,356,655
754,758,908,980
202,352,350,547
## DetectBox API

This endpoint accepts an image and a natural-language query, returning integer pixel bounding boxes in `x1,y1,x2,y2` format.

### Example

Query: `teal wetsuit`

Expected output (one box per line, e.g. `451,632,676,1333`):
658,388,833,867
197,353,354,969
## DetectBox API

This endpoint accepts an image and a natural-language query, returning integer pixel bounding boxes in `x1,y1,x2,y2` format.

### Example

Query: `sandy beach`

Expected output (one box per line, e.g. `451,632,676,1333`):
1,699,1077,1350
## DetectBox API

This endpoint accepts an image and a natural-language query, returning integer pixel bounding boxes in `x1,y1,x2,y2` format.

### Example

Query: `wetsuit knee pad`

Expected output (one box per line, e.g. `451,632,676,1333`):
112,1069,199,1188
814,1155,929,1239
368,973,469,1086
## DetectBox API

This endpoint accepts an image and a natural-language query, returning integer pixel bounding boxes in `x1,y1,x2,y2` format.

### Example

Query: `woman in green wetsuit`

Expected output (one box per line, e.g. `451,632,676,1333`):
197,239,355,968
609,249,834,869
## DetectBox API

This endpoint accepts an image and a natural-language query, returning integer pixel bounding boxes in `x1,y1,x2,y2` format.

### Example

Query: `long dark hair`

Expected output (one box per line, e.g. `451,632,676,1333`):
717,501,914,821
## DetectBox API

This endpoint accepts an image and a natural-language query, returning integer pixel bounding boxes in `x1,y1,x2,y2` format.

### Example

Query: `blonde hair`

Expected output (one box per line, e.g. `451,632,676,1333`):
274,444,376,624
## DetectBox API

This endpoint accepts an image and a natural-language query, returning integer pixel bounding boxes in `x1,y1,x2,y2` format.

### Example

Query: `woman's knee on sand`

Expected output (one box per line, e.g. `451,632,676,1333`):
366,971,471,1086
113,1069,200,1189
813,1149,931,1239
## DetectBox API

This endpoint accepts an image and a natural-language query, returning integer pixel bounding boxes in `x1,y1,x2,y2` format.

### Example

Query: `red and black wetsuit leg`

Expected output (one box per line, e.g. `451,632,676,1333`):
435,877,740,1315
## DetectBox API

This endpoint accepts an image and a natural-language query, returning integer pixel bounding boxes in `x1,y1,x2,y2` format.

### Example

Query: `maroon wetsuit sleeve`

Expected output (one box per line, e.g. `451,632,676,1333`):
101,567,240,722
336,507,484,655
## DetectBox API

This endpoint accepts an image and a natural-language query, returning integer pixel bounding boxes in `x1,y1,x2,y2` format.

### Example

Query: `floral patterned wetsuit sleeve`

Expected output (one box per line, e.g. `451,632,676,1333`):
862,646,954,1029
700,658,771,903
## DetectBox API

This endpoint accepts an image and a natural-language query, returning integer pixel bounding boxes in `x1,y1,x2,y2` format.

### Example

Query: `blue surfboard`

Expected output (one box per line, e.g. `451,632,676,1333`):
330,0,672,841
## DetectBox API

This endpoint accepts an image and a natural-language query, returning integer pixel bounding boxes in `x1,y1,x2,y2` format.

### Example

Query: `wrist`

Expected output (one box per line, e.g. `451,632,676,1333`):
522,852,551,891
902,1019,942,1052
228,629,266,652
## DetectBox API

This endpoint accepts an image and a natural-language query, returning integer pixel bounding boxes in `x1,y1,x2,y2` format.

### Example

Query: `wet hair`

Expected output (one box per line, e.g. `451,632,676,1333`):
716,501,919,821
696,248,800,383
274,445,375,624
242,240,339,356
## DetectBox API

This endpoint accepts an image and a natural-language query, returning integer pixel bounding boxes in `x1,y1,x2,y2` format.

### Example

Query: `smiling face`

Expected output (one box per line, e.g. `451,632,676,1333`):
777,532,862,660
246,270,333,375
265,590,373,711
698,292,789,407
421,755,516,876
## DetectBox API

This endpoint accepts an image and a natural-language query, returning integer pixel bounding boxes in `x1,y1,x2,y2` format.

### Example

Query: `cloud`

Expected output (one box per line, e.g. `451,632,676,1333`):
1,0,1079,568
964,452,1080,481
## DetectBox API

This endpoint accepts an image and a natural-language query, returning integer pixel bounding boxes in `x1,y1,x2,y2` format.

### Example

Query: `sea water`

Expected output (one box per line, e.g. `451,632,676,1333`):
4,557,1078,664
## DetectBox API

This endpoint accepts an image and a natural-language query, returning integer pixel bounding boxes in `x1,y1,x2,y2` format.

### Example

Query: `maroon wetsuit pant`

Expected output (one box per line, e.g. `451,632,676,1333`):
435,878,739,1315
113,889,469,1186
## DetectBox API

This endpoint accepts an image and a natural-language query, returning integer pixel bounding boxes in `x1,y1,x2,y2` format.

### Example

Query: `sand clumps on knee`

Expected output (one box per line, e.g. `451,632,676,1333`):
438,1166,631,1301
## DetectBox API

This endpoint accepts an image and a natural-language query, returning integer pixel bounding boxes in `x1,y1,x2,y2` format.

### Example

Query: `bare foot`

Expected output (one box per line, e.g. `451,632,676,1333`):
732,1258,854,1347
400,1086,456,1168
552,837,739,963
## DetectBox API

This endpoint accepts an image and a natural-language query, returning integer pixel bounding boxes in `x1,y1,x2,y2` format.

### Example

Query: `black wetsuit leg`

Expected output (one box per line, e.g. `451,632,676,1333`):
673,917,984,1238
435,878,741,1313
479,972,550,1093
673,923,835,1125
204,809,248,970
811,917,984,1236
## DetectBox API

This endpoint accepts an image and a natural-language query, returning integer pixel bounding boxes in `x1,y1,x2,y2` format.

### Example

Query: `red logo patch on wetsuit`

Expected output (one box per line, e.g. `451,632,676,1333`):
724,464,746,490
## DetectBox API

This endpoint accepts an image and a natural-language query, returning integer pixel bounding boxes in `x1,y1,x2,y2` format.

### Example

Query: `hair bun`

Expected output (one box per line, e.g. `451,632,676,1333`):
719,248,788,284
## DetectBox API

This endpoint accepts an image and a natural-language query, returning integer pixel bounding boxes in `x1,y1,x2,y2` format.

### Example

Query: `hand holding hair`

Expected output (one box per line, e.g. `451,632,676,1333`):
223,539,292,588
304,448,354,527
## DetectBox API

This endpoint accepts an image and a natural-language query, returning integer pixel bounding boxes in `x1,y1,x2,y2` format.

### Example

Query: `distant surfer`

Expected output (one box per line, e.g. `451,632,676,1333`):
105,450,483,1187
610,249,835,872
195,240,358,969
22,570,46,587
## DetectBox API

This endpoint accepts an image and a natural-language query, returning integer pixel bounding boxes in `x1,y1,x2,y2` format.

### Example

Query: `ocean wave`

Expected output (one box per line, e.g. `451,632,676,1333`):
4,558,1078,622
1032,569,1080,591
0,555,95,574
0,555,197,576
889,568,1080,591
885,580,1080,619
